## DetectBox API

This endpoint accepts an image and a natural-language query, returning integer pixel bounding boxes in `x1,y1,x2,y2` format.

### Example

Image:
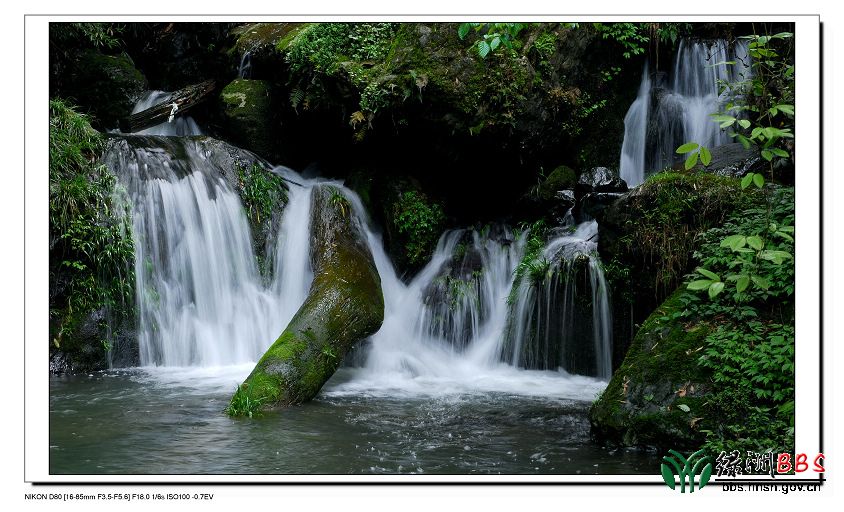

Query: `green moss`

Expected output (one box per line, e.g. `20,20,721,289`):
590,289,712,450
536,165,576,200
64,50,147,128
219,79,276,158
230,185,384,413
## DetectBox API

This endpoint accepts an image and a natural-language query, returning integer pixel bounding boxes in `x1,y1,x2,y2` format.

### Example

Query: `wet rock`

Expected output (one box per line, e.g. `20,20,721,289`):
577,166,628,193
686,142,766,177
62,50,148,129
589,289,710,451
219,79,278,161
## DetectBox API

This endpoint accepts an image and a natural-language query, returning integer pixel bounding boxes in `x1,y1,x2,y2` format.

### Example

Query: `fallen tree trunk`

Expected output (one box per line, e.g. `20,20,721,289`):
228,185,384,414
120,80,216,133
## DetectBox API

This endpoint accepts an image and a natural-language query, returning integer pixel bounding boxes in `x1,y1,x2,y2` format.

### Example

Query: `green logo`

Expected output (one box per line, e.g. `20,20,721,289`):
661,449,713,493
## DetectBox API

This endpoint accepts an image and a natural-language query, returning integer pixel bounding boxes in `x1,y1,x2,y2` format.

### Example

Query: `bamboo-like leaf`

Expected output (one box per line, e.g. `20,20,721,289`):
698,462,713,490
661,463,676,489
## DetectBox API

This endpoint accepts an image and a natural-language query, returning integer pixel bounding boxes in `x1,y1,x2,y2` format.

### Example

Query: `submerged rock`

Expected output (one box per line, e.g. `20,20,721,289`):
233,185,384,409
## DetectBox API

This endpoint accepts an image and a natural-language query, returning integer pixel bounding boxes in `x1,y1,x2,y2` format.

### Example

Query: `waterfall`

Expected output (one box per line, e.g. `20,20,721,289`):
619,39,751,186
104,104,318,365
619,65,651,187
105,95,614,393
238,51,253,79
502,221,612,378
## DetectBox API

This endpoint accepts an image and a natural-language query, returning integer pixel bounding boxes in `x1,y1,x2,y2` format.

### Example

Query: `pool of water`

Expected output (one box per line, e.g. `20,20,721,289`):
49,366,658,475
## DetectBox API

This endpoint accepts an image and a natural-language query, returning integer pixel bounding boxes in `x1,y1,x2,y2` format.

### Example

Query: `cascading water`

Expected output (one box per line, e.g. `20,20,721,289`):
105,92,614,395
502,221,612,379
104,96,321,366
130,91,204,136
619,39,751,186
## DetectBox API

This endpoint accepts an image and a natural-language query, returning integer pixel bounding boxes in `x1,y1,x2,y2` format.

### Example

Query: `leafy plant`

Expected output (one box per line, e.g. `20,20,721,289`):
50,23,124,50
675,142,712,170
237,164,287,225
226,382,267,418
458,22,528,59
329,187,350,218
392,190,447,266
49,99,135,353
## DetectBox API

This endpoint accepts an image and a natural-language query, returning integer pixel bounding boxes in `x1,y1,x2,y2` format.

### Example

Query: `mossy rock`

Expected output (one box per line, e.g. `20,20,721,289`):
232,185,384,410
589,289,711,450
537,165,576,201
219,79,278,160
63,50,147,129
596,170,755,364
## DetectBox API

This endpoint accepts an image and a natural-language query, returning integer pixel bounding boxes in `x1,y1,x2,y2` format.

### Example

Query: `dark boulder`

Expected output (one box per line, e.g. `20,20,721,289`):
62,50,148,129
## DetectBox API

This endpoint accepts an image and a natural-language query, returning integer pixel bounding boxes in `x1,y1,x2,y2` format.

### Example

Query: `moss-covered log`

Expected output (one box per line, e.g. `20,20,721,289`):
230,185,384,412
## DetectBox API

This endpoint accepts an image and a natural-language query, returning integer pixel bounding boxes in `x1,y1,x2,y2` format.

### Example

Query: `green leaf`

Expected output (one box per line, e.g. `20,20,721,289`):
741,173,753,189
700,146,712,166
738,119,752,129
676,142,699,154
746,235,764,251
490,36,501,51
477,40,491,58
688,280,713,291
771,148,790,158
677,404,691,413
697,267,721,281
769,107,779,116
751,275,770,290
684,151,699,170
751,127,763,139
753,173,765,188
736,275,750,293
458,23,472,39
708,281,725,299
737,134,751,149
761,149,773,161
776,104,794,115
720,234,746,251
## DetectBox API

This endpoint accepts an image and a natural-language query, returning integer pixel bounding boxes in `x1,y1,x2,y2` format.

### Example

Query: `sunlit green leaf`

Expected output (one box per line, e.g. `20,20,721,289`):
676,142,700,154
697,267,721,281
708,281,725,299
688,280,713,291
700,146,712,166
